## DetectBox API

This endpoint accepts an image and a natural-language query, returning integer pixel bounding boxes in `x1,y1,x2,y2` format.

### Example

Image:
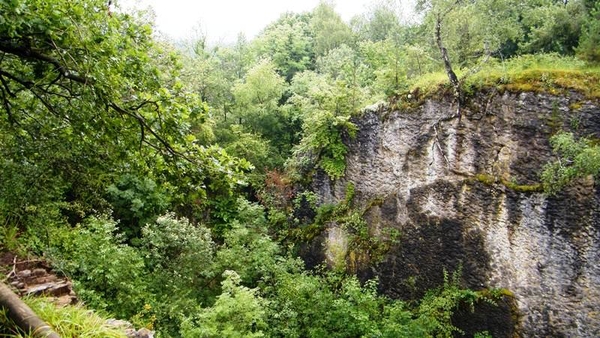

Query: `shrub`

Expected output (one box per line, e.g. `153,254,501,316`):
47,216,147,318
180,270,267,338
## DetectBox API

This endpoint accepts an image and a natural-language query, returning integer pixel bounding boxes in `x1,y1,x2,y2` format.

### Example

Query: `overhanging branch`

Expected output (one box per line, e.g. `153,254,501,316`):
0,39,92,85
109,102,190,161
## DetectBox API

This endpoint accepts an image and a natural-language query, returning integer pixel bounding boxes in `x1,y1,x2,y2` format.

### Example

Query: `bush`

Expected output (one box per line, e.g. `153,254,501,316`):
106,174,171,241
541,132,600,195
141,212,214,277
180,270,267,338
48,216,147,318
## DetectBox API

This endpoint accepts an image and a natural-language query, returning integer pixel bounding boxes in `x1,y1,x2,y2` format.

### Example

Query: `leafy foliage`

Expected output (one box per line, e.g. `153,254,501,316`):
180,270,267,338
253,13,314,81
106,174,171,240
48,216,147,318
577,0,600,62
0,0,251,244
310,1,354,56
5,0,597,336
298,110,357,178
541,132,600,195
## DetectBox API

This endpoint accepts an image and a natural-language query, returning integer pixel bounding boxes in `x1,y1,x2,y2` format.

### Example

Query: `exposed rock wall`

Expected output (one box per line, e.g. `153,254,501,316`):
315,91,600,337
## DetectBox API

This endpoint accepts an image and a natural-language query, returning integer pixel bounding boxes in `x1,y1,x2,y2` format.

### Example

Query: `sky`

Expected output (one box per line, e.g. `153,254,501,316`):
120,0,378,44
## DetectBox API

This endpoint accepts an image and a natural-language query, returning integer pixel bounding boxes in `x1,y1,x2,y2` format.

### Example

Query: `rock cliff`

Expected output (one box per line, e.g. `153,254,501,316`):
314,90,600,337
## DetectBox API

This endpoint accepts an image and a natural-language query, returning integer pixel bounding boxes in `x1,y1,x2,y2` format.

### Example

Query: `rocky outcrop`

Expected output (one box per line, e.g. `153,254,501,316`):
315,90,600,337
2,254,77,307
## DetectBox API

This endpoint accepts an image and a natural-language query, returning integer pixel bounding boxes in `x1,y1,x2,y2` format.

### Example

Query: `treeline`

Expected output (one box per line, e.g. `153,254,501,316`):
184,0,599,179
0,0,598,337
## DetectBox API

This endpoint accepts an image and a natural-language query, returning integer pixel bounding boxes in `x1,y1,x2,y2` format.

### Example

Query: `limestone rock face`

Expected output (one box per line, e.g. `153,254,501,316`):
316,91,600,337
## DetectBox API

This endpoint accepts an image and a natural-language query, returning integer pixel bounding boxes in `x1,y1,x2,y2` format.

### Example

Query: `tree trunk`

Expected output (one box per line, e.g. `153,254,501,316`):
0,282,60,338
435,13,462,119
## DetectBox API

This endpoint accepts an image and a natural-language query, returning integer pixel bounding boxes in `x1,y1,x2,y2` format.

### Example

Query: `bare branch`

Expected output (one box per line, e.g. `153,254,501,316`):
129,100,159,112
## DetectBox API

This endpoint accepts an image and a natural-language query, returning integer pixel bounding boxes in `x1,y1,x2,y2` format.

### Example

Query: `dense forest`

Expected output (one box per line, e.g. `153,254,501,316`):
1,0,599,337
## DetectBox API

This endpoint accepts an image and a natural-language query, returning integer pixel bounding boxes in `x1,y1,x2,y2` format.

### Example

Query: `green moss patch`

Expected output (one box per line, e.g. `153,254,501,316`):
406,54,600,102
472,174,543,193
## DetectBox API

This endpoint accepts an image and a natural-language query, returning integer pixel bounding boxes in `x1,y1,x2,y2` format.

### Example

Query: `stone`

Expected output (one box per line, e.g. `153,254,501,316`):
312,91,600,337
17,269,31,278
106,319,155,338
26,281,72,297
31,268,47,277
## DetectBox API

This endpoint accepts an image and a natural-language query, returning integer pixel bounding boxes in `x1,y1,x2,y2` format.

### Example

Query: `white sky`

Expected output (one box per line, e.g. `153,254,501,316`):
120,0,378,44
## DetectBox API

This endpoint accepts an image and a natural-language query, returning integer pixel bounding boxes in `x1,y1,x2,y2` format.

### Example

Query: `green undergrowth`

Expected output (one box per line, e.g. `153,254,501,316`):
408,54,600,101
0,297,127,338
541,132,600,195
418,269,508,337
290,182,399,271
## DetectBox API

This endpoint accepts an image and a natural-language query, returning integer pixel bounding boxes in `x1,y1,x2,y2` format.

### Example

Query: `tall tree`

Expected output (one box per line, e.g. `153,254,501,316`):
253,13,314,82
231,59,294,164
417,0,522,116
0,0,247,230
310,1,355,56
351,0,404,42
577,0,600,61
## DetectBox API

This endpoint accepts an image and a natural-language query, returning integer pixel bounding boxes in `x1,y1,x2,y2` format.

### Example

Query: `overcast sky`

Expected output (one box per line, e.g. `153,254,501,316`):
120,0,378,44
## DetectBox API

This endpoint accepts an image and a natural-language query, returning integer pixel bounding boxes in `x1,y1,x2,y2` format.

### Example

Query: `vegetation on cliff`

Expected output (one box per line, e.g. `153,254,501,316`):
1,0,598,336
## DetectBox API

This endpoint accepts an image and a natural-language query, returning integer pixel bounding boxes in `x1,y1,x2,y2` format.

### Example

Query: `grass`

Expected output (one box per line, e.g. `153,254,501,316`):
0,298,127,338
408,54,600,100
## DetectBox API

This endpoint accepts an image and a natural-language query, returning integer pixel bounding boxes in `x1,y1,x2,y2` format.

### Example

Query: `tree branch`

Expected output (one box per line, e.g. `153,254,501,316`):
0,39,92,85
0,69,34,89
109,103,190,161
0,85,14,125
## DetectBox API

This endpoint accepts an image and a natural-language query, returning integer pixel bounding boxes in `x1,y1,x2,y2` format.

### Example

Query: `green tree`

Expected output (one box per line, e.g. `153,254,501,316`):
0,0,249,235
284,70,359,179
253,13,314,81
230,58,295,164
213,199,281,285
518,0,587,55
577,1,600,62
183,33,255,124
232,59,286,126
317,44,373,107
310,1,355,56
351,0,404,42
